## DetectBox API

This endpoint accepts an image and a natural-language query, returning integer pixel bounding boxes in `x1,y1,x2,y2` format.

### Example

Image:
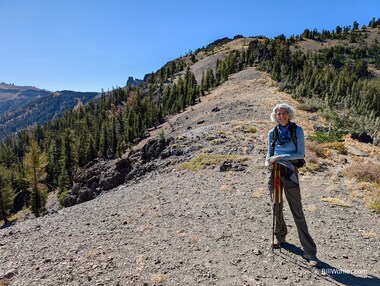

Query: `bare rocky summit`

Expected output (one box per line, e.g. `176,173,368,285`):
1,69,379,285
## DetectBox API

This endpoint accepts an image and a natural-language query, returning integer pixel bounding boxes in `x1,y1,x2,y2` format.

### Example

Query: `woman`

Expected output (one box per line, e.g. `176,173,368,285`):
265,103,318,267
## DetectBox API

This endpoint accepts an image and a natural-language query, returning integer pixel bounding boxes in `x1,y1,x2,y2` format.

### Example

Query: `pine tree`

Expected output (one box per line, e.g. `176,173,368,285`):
0,165,15,225
352,21,359,31
200,70,206,96
60,129,77,185
58,167,70,206
85,135,97,162
99,122,109,158
46,137,60,187
23,140,48,217
57,129,77,204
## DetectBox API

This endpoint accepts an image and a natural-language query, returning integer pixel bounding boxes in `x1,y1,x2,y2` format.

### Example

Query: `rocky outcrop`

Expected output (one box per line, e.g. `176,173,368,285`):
219,161,246,172
61,137,174,207
126,76,144,87
351,132,373,144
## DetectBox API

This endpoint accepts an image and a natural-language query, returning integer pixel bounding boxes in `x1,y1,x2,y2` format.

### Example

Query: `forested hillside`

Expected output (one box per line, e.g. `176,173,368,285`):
0,83,51,115
0,88,99,140
1,18,379,224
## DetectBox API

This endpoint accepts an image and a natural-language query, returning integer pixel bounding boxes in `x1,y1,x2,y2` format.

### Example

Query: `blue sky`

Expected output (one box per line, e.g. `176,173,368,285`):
0,0,378,92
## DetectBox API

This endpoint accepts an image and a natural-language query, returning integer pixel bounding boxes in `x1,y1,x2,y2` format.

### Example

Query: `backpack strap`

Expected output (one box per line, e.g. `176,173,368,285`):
289,122,298,153
270,126,279,156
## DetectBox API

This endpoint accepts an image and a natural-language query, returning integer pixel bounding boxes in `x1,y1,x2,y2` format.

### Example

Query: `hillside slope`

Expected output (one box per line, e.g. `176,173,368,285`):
0,83,51,115
0,87,99,139
1,68,379,285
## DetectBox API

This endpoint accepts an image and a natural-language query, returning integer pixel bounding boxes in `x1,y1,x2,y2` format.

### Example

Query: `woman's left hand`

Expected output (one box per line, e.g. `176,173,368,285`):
268,155,285,164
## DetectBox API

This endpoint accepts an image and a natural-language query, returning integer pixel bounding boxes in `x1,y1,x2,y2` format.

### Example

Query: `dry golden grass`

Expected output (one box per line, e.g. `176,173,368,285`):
361,230,377,239
349,184,369,201
0,279,10,286
305,150,319,165
135,255,145,267
151,274,166,283
216,130,226,135
228,120,258,135
368,186,380,213
210,138,228,145
246,126,258,133
241,146,250,155
304,163,321,173
321,197,352,208
305,204,318,212
191,235,199,243
220,184,230,192
252,187,266,198
322,141,348,155
204,134,217,141
178,153,250,171
342,162,380,185
0,207,31,225
140,222,149,232
175,230,186,237
306,140,326,158
85,250,98,258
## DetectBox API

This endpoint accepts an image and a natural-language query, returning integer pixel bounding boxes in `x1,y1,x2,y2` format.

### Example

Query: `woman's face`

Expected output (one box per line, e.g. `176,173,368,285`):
276,108,289,126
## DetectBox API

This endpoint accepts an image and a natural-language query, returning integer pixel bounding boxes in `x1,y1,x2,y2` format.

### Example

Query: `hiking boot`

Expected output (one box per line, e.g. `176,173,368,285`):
303,254,319,267
271,237,286,249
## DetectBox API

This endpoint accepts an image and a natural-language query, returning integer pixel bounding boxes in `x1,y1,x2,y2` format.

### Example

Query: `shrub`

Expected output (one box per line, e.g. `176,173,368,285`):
298,99,321,112
344,162,380,184
322,141,348,155
245,126,257,133
58,189,68,208
368,186,380,213
306,140,326,158
342,161,380,213
309,131,343,143
305,150,319,164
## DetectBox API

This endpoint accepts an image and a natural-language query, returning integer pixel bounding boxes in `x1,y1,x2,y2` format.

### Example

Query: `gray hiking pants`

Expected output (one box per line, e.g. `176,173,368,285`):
268,164,317,255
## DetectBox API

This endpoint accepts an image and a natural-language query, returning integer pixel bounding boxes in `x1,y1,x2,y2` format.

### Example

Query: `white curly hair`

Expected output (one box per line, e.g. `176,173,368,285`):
270,103,296,123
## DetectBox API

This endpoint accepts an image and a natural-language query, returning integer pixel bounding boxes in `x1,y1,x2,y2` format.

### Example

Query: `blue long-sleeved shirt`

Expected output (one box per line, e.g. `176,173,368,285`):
265,124,305,162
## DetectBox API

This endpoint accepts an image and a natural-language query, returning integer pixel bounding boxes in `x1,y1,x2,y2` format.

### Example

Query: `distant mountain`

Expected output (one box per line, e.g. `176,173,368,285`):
0,83,51,115
0,83,99,140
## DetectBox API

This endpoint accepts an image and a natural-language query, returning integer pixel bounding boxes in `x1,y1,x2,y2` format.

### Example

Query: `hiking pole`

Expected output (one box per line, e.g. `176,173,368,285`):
272,163,282,252
277,163,282,253
272,162,278,253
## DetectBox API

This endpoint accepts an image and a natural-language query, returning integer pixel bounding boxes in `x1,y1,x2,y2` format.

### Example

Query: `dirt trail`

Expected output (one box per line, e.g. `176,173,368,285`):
1,68,379,286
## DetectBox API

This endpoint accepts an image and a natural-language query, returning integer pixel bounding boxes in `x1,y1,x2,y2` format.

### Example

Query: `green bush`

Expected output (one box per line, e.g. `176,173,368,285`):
309,131,343,143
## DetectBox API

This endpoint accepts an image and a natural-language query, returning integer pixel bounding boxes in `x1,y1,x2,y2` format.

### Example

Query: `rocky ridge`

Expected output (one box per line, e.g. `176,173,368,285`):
1,68,379,285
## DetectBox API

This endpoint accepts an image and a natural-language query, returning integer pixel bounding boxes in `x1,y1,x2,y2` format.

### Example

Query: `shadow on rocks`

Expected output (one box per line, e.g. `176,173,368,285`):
0,219,17,229
317,261,380,286
277,243,380,286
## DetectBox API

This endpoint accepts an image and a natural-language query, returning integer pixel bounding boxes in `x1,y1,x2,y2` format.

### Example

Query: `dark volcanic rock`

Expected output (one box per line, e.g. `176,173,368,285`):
351,132,373,144
62,137,174,207
62,194,77,208
219,161,246,172
99,171,127,191
77,188,96,204
140,138,173,163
